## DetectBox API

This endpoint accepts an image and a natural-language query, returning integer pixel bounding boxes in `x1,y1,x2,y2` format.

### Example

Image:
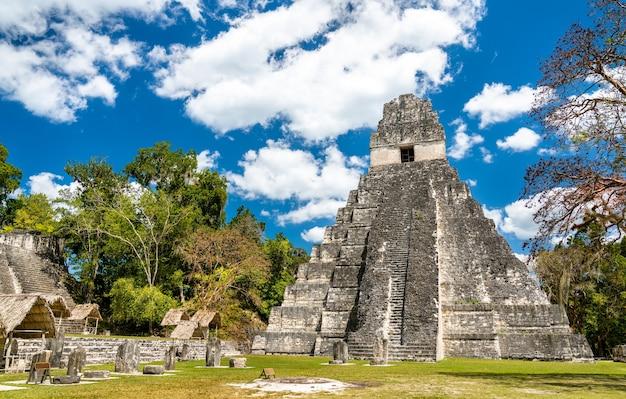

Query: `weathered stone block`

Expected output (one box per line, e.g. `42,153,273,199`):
229,357,247,368
325,288,358,311
51,375,81,384
264,332,317,354
331,266,361,288
83,370,110,379
351,208,377,225
143,365,164,375
320,311,350,337
115,341,140,374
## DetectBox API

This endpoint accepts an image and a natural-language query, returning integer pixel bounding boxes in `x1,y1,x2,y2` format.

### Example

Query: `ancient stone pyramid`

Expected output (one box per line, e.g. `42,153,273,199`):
0,232,75,307
253,94,592,361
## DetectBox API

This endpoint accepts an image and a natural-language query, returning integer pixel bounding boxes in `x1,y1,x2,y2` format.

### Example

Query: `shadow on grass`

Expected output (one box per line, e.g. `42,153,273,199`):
438,372,626,393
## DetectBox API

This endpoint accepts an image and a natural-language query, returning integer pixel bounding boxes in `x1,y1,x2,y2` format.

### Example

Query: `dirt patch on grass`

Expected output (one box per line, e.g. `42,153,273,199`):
229,377,359,394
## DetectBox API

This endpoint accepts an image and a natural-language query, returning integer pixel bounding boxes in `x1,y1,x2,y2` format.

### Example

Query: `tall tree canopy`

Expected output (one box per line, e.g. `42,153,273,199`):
0,144,22,227
525,0,626,249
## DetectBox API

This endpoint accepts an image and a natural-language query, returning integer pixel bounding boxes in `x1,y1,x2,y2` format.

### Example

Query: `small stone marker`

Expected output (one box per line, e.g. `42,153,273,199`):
179,343,190,361
67,346,87,377
260,368,275,379
51,375,81,384
143,365,165,375
205,336,221,367
229,357,247,368
370,335,388,366
164,345,177,370
330,340,349,364
115,341,141,374
83,370,110,379
27,351,52,384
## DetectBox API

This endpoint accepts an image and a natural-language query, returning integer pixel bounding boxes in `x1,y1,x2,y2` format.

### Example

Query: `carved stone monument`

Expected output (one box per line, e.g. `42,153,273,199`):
46,331,65,368
370,334,388,366
205,337,221,367
254,94,594,362
67,346,86,376
164,345,176,371
179,343,190,361
330,340,349,364
115,341,141,374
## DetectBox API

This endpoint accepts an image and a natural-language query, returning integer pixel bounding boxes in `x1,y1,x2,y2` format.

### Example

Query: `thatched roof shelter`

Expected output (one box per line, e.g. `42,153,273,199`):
39,294,71,319
170,320,205,340
68,304,102,321
0,294,56,339
160,308,190,327
191,309,220,328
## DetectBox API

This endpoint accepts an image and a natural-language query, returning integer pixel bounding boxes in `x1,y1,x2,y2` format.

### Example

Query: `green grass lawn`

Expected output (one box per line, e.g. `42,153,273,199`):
1,356,625,398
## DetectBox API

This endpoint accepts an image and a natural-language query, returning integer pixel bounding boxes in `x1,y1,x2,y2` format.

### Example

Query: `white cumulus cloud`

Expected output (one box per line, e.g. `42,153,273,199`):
496,127,541,152
464,83,538,128
0,1,199,122
27,172,81,200
196,150,220,171
0,1,202,35
152,0,485,140
447,118,484,160
226,140,365,224
482,197,540,241
278,199,345,225
479,146,493,163
300,226,326,243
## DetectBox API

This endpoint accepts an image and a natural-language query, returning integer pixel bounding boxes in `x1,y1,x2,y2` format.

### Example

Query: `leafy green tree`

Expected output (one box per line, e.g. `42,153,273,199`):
125,141,196,194
60,160,126,301
229,206,265,243
536,226,626,356
9,194,57,233
177,227,269,312
125,142,227,228
0,144,22,227
182,169,227,228
261,233,308,318
109,278,176,335
97,189,197,286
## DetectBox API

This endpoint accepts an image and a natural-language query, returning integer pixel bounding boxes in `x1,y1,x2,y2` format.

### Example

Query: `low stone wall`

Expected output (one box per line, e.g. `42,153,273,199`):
16,336,240,366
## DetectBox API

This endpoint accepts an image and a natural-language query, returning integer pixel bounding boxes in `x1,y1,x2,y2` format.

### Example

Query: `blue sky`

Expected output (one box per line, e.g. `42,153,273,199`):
0,0,590,255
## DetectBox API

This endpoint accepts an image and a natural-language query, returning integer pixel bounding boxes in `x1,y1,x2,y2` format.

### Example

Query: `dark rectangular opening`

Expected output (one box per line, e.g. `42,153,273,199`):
400,147,415,163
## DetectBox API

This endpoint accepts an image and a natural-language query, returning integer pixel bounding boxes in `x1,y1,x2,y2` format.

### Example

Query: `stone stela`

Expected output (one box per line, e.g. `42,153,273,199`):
205,337,221,367
253,94,593,362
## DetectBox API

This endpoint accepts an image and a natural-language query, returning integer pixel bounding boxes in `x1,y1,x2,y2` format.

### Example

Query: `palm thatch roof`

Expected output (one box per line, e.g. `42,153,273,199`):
191,309,220,328
160,308,190,327
0,294,56,338
68,304,102,321
38,294,71,318
170,320,205,340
